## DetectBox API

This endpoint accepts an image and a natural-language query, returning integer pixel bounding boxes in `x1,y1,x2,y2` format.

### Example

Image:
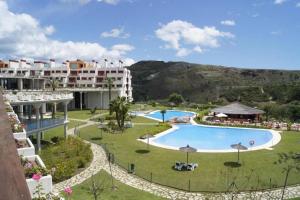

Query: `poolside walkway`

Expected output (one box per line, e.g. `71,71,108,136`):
53,118,300,200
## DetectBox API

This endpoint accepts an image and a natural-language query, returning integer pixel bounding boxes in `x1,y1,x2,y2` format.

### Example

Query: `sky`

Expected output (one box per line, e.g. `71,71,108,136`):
0,0,300,69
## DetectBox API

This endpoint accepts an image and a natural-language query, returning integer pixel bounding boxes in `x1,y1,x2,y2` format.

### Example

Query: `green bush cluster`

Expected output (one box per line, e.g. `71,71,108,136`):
39,137,93,183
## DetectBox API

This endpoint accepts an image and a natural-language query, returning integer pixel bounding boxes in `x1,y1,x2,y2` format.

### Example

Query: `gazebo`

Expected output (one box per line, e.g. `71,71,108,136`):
211,102,264,122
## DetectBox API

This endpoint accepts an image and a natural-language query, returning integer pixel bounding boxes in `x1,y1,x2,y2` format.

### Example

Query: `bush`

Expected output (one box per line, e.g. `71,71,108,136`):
90,106,97,114
39,137,93,183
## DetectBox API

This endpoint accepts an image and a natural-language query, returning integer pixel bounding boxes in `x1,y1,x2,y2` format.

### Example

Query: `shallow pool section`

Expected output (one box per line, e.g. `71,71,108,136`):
151,124,280,152
145,110,195,121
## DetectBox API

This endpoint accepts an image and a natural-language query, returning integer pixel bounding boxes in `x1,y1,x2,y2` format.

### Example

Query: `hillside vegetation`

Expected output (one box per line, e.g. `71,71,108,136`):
129,61,300,121
129,61,300,103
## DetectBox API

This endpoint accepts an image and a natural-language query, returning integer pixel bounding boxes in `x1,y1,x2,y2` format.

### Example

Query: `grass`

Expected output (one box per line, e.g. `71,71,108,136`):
42,120,86,142
79,121,300,192
130,116,158,123
62,170,166,200
56,109,106,120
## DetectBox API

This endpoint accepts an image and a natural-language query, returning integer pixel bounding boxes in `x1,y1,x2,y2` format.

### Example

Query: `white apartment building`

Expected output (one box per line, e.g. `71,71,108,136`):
0,59,133,110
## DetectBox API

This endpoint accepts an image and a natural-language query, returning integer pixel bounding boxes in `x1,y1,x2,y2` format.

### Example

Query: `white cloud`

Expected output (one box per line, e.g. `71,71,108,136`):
176,48,191,57
101,28,130,38
274,0,287,5
220,20,236,26
296,2,300,7
0,1,134,65
155,20,234,57
97,0,120,5
59,0,91,5
270,31,282,35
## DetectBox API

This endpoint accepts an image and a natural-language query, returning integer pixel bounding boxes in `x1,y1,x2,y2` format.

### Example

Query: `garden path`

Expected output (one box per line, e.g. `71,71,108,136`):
53,117,300,200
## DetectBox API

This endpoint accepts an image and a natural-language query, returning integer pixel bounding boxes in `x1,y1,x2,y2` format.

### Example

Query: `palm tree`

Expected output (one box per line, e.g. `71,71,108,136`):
160,109,166,123
47,79,60,119
105,77,113,113
109,97,129,130
47,78,60,91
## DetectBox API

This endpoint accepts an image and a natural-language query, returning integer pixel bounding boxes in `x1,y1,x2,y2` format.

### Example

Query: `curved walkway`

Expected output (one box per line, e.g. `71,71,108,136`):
54,119,300,200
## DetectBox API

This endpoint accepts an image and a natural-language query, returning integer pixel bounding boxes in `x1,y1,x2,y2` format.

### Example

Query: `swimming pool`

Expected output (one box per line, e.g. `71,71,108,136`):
145,110,196,121
142,110,281,152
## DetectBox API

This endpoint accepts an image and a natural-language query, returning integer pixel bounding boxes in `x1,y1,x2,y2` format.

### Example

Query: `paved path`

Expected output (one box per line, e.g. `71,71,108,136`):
53,119,300,200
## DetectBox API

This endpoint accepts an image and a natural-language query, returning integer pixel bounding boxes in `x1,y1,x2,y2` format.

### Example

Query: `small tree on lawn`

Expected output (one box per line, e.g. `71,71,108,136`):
89,174,104,200
168,93,184,106
160,109,166,123
274,152,300,200
109,96,130,130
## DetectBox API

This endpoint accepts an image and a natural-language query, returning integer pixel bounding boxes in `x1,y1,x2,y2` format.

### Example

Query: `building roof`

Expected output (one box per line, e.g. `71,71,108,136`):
211,102,265,115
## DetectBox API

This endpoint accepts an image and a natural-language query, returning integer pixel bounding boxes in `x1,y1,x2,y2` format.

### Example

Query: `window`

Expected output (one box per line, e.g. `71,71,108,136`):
70,63,77,69
77,77,80,80
98,71,104,76
83,70,88,73
111,70,116,73
70,71,77,76
118,70,123,73
44,71,50,76
63,70,67,73
90,70,95,73
82,77,87,80
56,70,61,73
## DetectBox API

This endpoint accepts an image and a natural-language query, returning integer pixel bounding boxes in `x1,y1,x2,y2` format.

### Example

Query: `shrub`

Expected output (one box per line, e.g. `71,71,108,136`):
90,107,97,114
39,137,93,183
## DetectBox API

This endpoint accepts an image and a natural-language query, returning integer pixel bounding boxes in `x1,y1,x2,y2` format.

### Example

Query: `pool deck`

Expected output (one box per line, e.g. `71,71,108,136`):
139,110,281,153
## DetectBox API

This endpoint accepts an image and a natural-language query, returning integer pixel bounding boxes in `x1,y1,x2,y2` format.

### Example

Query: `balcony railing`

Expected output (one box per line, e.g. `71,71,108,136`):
23,118,65,134
3,91,73,104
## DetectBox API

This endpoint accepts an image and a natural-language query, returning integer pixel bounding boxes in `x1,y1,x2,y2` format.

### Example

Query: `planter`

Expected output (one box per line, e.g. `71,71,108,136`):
23,155,53,198
13,129,27,140
16,138,35,156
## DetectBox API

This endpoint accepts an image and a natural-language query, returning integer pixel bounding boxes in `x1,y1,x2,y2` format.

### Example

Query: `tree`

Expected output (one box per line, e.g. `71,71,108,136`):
263,103,275,121
47,79,60,119
89,174,103,200
105,77,113,114
160,109,166,123
105,77,113,103
109,97,130,130
274,152,300,200
168,93,184,106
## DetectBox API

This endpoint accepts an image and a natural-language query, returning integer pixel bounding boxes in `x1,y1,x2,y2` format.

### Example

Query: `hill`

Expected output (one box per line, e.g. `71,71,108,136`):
129,61,300,104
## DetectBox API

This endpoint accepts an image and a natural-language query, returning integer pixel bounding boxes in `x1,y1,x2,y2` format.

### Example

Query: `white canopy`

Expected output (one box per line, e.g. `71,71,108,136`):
216,113,228,118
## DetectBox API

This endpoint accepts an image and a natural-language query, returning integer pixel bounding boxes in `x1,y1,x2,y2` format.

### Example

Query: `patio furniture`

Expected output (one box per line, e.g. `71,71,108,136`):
174,161,199,171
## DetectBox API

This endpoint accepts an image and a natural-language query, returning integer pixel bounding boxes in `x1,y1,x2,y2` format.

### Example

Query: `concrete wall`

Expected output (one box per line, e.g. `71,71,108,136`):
85,91,119,109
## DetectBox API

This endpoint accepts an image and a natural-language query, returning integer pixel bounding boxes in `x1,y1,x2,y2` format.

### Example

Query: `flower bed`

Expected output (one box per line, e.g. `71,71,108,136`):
16,138,35,157
21,155,52,198
39,137,92,183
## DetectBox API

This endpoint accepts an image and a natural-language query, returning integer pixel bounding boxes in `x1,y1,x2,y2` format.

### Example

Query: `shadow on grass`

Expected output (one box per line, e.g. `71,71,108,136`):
224,161,242,168
135,149,150,154
91,137,103,141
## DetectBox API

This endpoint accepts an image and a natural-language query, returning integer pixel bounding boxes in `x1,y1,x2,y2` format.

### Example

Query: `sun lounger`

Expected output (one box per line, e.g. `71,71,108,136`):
174,162,198,171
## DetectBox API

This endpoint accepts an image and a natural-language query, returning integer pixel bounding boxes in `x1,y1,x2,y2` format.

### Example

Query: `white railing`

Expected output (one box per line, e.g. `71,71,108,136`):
3,91,73,103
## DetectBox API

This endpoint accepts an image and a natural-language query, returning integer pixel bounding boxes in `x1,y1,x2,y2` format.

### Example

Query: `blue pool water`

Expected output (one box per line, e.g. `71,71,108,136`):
146,110,274,151
145,110,195,121
153,124,273,150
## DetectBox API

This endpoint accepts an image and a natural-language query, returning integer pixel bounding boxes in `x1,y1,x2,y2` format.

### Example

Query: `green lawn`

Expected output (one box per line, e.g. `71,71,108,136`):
62,170,165,200
43,120,86,141
56,109,106,120
131,116,158,123
79,122,300,192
